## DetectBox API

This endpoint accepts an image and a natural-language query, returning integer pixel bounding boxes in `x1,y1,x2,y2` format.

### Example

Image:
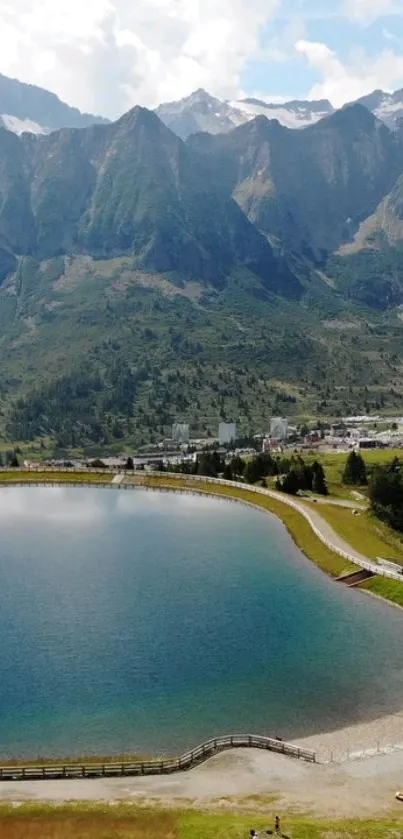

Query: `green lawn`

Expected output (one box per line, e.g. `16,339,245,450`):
304,449,403,496
306,503,403,565
360,575,403,608
0,804,401,839
0,471,112,484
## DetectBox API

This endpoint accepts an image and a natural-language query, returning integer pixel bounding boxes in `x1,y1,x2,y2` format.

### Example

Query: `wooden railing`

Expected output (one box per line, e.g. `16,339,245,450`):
0,735,316,781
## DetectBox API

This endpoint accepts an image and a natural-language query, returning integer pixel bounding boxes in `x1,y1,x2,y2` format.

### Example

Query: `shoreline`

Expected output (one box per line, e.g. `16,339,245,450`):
2,709,403,769
132,475,403,608
1,472,403,769
294,709,403,764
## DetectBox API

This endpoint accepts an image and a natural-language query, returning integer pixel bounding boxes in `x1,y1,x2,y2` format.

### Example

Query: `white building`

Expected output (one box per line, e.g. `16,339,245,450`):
270,417,288,441
219,422,237,445
172,423,190,444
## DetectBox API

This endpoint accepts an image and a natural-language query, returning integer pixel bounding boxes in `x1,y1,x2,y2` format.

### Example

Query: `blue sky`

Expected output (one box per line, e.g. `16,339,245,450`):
242,1,403,105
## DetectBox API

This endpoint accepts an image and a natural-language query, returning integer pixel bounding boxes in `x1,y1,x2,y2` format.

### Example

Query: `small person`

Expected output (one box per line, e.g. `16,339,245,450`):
275,816,281,834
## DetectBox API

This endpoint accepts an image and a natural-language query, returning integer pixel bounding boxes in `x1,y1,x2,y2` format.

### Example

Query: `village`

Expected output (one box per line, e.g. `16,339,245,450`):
22,414,403,472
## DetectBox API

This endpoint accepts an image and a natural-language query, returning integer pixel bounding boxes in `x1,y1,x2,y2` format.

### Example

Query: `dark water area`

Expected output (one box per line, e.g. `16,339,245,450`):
0,486,402,759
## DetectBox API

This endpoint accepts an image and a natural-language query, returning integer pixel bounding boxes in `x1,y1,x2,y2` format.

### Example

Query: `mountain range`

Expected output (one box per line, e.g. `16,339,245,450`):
2,70,403,140
1,75,403,448
0,72,108,136
155,87,403,139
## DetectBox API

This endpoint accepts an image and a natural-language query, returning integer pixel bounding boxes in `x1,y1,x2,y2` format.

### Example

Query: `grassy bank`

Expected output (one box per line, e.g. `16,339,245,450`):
0,753,151,768
360,575,403,607
305,503,403,565
304,448,403,486
0,803,401,839
0,471,111,484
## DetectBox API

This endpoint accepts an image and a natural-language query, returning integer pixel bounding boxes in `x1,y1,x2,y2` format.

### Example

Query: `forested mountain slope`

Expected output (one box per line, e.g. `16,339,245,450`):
0,105,403,448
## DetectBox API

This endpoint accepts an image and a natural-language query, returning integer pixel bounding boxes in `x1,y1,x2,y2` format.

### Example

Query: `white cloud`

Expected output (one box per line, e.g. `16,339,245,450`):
261,16,308,64
0,0,279,118
295,38,403,106
346,0,395,20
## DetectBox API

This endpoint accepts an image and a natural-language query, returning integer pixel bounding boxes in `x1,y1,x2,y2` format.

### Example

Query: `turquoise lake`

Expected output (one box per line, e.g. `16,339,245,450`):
0,485,403,759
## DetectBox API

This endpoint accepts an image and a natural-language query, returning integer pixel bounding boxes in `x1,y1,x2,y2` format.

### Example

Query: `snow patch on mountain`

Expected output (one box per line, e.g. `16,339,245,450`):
157,87,403,141
373,98,403,128
0,113,46,135
231,97,334,130
156,89,336,139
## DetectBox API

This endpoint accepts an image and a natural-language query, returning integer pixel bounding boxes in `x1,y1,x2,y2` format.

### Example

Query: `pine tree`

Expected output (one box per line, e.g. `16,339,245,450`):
312,461,328,495
342,451,367,486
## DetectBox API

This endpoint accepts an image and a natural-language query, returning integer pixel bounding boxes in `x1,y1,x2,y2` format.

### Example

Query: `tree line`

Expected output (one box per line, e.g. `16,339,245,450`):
165,447,403,537
168,451,329,496
368,457,403,533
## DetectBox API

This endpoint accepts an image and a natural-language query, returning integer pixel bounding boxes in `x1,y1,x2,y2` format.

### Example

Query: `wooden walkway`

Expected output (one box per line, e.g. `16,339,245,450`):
0,735,316,781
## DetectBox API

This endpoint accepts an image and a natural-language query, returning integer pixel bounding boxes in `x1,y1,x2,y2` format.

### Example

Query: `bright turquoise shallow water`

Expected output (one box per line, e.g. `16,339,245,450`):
0,485,403,759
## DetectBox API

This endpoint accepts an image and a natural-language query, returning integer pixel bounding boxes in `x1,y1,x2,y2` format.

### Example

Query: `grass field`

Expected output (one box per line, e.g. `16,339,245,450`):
0,752,151,768
360,575,403,607
307,504,403,565
0,471,111,484
0,804,401,839
303,449,403,497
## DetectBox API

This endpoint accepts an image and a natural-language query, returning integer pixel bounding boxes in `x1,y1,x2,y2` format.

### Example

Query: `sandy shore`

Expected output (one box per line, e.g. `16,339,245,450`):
294,709,403,762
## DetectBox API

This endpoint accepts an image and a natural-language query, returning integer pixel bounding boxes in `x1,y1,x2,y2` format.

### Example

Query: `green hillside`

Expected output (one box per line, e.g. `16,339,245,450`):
1,104,403,448
3,254,403,449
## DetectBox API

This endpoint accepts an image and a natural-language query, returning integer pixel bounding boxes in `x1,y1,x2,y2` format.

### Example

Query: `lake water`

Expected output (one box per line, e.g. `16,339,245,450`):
0,485,403,759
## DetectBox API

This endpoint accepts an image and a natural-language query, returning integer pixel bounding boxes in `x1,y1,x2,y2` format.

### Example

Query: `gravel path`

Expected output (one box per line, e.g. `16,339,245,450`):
263,487,403,581
1,748,402,817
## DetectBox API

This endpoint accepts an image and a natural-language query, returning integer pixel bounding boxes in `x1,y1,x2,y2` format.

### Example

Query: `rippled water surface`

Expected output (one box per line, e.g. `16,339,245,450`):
0,485,403,758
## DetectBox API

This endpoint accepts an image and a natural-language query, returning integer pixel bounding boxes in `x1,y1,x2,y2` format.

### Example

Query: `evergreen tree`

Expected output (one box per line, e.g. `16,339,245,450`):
231,455,245,477
342,451,367,485
196,451,223,478
126,456,134,470
244,458,262,484
222,463,234,481
245,453,277,485
312,461,328,496
369,464,403,532
6,450,19,468
277,469,300,496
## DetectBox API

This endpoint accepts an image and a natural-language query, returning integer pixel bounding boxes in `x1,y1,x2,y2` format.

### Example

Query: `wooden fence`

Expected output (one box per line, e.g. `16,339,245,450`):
0,735,316,781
